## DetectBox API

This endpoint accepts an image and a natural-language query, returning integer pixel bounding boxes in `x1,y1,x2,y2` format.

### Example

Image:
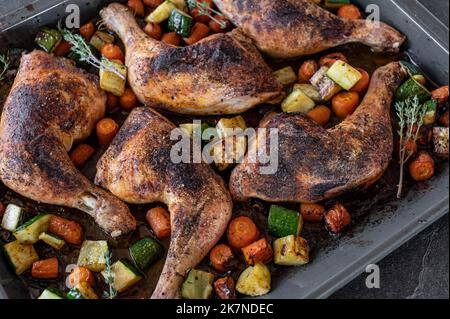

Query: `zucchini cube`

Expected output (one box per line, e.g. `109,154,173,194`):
281,87,316,113
100,60,127,96
13,213,52,244
310,66,342,101
3,240,39,275
77,240,109,272
273,66,297,86
326,60,362,91
181,269,215,299
102,260,142,293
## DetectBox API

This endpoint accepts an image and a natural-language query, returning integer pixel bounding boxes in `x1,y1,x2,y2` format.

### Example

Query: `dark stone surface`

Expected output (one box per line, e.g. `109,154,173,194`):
332,0,449,300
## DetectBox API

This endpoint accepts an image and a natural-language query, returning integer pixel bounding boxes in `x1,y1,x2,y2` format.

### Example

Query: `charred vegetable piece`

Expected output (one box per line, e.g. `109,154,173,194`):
77,240,109,272
99,59,127,96
242,238,273,265
214,276,236,299
324,0,350,9
281,87,316,113
422,100,438,125
35,27,62,53
326,60,362,91
273,66,297,86
433,127,449,158
3,240,39,275
101,259,142,293
39,232,65,250
38,288,65,299
236,263,271,297
89,31,114,51
129,237,164,271
146,0,177,24
273,235,309,266
294,84,322,102
181,269,215,299
325,203,351,233
395,78,431,103
67,282,98,299
13,213,52,244
310,66,342,101
168,9,194,37
268,205,303,237
1,204,24,232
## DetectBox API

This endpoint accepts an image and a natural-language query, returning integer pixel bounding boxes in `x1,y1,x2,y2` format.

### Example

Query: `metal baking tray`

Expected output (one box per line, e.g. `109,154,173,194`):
0,0,448,299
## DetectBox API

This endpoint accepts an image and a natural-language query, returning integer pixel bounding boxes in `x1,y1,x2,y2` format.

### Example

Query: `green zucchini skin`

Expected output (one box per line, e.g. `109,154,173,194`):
34,27,62,53
168,9,194,37
268,205,301,238
129,237,164,270
13,213,52,244
395,78,431,104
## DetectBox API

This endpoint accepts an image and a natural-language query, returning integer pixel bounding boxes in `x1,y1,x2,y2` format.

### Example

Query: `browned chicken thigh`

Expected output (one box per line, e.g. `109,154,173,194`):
95,107,233,298
230,62,406,203
214,0,406,59
100,3,281,115
0,50,136,237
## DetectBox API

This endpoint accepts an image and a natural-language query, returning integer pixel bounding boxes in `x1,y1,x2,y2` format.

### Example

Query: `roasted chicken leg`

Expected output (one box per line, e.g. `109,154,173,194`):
230,62,406,203
214,0,406,59
100,3,281,115
95,107,233,298
0,50,136,237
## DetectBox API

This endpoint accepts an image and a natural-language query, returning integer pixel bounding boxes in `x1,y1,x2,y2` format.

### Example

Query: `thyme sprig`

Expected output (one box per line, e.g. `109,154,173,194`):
102,250,117,299
192,0,227,29
57,22,125,80
395,95,427,198
0,52,11,82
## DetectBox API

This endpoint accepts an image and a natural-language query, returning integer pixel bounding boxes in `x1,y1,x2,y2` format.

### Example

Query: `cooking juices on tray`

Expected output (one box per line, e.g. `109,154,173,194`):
0,0,449,300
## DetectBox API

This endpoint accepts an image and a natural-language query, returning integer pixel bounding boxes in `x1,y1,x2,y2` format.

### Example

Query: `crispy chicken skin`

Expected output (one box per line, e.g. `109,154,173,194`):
214,0,406,59
95,107,233,298
0,50,136,237
100,3,282,115
230,62,407,203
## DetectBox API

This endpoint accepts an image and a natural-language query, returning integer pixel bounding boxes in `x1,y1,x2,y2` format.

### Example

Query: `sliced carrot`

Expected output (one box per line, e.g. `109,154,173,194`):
79,22,95,40
161,32,182,46
48,215,83,245
325,203,351,234
350,68,370,93
191,8,211,24
214,277,236,299
431,85,449,104
0,202,5,219
119,88,139,112
319,52,349,67
337,4,363,20
332,91,360,119
209,15,231,33
409,152,435,182
96,118,120,147
101,44,125,63
106,92,119,112
54,40,72,57
143,0,162,8
127,0,145,16
144,23,162,40
404,138,418,157
300,203,326,223
298,60,318,83
307,105,331,126
32,258,59,279
68,266,95,288
227,216,260,249
146,207,171,239
209,244,235,272
184,23,210,45
70,144,95,169
241,238,273,265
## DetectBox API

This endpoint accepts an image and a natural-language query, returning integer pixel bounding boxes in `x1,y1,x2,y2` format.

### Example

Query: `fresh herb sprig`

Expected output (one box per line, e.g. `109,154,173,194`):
57,22,125,80
191,0,227,29
0,52,11,82
395,95,427,198
102,250,117,299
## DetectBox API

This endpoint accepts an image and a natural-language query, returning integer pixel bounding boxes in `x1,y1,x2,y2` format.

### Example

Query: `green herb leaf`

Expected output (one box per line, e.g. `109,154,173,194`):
102,250,117,299
0,52,11,82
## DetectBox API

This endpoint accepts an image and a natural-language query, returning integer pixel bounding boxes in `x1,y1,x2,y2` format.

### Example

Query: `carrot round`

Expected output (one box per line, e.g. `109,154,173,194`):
431,85,449,104
32,258,59,279
161,32,182,46
338,4,363,20
96,118,119,147
143,0,162,8
209,244,235,272
48,215,83,245
209,15,231,33
319,52,349,67
146,207,171,239
307,105,331,126
101,44,125,63
127,0,145,16
144,23,162,40
191,8,211,24
409,152,435,182
351,68,370,93
79,22,95,40
332,91,360,119
184,23,210,45
70,144,95,169
404,138,418,157
298,60,318,83
106,92,119,112
300,203,326,223
54,40,72,57
325,203,351,234
120,88,139,112
68,266,95,288
241,238,273,265
226,216,260,249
